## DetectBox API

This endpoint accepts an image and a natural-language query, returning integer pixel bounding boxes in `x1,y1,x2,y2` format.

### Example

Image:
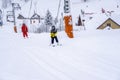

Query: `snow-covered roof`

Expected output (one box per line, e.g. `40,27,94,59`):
85,14,120,30
110,14,120,25
30,13,40,19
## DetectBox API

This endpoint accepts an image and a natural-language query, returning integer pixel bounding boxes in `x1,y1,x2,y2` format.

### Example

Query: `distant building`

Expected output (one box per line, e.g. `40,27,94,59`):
30,13,40,24
17,14,25,19
85,14,120,30
97,18,120,30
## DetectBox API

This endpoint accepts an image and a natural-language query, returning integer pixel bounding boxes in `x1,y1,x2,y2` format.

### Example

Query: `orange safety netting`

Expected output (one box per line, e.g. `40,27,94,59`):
14,26,17,33
64,15,74,38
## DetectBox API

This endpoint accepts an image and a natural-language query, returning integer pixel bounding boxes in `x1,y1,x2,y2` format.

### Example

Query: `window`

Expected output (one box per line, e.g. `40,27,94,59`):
107,23,111,27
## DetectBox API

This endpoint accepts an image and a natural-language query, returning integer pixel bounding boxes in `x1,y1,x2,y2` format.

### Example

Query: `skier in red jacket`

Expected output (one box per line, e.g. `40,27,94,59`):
21,23,28,38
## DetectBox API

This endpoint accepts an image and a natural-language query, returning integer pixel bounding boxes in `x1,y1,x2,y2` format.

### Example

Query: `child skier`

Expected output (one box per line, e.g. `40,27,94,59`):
50,25,59,47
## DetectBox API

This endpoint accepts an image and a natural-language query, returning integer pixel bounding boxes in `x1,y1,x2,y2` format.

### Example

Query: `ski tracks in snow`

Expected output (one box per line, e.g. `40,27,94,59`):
23,47,75,80
21,46,120,80
22,46,120,80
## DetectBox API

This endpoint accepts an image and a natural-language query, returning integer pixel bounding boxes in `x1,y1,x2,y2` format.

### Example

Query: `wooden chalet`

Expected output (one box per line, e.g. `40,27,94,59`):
97,18,120,30
30,13,40,24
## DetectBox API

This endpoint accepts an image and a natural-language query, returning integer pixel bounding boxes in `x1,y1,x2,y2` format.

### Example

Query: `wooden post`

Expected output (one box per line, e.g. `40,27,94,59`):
82,19,86,30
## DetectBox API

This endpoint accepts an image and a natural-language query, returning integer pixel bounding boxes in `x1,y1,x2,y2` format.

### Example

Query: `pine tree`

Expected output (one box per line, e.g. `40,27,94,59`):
44,10,53,32
78,15,82,26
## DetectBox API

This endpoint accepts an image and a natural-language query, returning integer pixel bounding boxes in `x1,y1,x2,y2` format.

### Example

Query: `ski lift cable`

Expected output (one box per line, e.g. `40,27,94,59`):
34,1,38,13
56,0,62,20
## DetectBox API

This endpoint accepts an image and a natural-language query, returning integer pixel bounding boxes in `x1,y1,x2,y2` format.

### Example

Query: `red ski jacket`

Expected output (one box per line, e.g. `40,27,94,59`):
22,24,28,32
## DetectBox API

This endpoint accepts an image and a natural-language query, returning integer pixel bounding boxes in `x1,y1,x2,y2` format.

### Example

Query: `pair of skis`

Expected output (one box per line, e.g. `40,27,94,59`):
49,43,62,47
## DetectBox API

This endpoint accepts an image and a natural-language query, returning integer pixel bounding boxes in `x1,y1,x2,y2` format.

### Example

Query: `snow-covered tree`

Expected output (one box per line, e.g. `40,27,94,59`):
44,10,54,32
36,23,46,33
24,0,30,2
81,9,85,17
81,0,88,2
0,10,3,26
2,0,11,8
